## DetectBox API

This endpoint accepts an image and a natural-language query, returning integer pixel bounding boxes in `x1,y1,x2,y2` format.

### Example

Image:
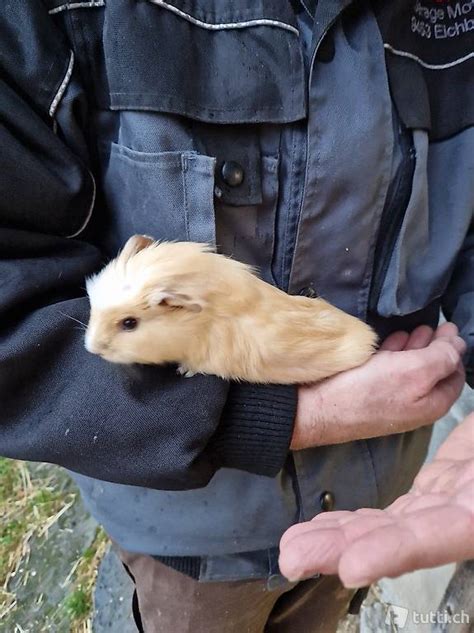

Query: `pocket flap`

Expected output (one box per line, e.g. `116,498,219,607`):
1,2,73,119
97,0,306,123
374,0,474,140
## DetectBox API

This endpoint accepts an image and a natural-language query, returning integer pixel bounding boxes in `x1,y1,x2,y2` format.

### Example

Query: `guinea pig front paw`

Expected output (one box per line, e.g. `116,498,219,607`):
176,365,196,378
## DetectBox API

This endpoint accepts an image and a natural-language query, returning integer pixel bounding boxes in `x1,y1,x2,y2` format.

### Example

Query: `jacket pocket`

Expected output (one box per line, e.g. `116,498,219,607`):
373,0,474,141
99,143,216,253
370,127,474,317
71,0,297,264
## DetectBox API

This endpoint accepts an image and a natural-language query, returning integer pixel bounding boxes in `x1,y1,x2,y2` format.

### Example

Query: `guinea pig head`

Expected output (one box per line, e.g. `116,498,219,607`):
84,235,213,365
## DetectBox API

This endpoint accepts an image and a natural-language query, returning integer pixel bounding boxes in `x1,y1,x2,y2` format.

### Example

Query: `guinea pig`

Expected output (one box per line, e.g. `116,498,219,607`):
85,235,377,384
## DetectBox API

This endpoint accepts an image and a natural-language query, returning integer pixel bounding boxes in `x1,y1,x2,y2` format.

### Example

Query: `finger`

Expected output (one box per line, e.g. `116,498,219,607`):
405,337,466,389
433,322,459,339
338,506,474,588
338,524,408,587
403,325,434,350
279,512,352,550
279,526,346,580
279,522,320,550
435,413,474,461
379,331,409,352
430,335,466,356
279,511,395,580
422,461,474,495
280,509,383,553
422,367,466,419
433,361,465,398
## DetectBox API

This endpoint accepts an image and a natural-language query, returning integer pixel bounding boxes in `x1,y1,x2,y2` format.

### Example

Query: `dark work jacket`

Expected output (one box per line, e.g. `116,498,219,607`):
0,0,473,581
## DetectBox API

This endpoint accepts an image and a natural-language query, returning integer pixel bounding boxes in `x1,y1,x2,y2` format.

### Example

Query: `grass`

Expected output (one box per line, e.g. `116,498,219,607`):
62,528,109,625
0,457,108,631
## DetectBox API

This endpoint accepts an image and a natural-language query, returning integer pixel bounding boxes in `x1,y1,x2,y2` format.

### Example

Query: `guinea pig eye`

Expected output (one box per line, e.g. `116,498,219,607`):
120,317,139,331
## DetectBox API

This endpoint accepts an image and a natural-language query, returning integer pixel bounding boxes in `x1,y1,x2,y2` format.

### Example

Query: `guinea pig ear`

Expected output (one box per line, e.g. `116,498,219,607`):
119,234,155,263
148,288,204,313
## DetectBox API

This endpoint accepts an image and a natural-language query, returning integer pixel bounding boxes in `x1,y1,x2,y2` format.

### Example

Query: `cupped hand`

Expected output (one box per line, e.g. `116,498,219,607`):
291,322,466,449
280,412,474,587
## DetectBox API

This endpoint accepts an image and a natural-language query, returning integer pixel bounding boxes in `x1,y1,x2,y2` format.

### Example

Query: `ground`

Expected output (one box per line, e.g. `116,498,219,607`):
0,461,106,632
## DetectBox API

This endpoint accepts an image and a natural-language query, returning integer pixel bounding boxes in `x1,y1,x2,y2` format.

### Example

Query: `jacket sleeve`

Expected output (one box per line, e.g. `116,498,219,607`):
442,217,474,388
0,4,296,490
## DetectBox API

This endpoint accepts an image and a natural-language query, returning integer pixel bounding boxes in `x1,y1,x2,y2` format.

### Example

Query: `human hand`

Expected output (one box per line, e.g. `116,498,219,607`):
291,322,466,449
280,412,474,587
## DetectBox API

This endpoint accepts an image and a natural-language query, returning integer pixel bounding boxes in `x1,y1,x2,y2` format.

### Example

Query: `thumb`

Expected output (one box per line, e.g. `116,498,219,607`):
379,331,409,352
402,336,466,389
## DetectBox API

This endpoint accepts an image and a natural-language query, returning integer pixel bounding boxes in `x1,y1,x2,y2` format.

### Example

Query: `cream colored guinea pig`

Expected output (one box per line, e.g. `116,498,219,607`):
85,235,377,384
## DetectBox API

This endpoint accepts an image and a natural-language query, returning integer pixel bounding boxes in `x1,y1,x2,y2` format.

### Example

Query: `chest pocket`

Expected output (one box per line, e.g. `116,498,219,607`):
69,0,305,263
368,0,474,318
370,125,474,318
373,0,474,141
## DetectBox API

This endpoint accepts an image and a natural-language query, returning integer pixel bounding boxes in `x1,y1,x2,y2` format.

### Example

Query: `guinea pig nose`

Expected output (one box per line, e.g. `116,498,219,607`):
85,340,96,354
85,336,105,355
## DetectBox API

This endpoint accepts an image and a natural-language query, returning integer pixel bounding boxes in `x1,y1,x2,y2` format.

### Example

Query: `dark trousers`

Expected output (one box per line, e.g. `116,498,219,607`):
118,548,356,633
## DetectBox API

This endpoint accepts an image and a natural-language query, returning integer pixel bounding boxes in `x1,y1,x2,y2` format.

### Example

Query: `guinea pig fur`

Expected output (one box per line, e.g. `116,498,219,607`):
85,235,377,384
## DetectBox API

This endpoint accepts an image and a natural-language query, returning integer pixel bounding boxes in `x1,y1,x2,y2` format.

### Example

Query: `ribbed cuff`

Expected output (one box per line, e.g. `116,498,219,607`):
209,383,297,477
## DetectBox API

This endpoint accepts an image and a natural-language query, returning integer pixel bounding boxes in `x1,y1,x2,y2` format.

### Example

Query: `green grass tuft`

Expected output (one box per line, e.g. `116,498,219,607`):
64,587,91,618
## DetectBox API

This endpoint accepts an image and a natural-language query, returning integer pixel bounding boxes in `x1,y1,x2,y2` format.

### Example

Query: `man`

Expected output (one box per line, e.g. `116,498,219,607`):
0,1,472,631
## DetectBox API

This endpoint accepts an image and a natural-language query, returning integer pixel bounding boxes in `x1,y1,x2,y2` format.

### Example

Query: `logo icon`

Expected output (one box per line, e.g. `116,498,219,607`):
385,604,409,629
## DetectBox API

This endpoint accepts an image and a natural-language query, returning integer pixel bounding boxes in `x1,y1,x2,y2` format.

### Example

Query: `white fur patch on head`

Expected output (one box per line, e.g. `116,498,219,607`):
86,262,144,310
86,240,221,311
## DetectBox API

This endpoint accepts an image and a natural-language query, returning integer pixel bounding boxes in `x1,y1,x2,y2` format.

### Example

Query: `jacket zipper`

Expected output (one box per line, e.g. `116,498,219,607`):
288,12,348,523
369,125,416,311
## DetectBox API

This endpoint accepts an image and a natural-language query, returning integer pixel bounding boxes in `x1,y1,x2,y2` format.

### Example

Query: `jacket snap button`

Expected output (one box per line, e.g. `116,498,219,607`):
221,161,245,187
299,286,317,299
320,491,335,512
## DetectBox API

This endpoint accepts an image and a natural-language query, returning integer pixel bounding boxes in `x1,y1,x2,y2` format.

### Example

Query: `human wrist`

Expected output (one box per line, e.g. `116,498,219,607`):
291,383,328,450
292,378,372,449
